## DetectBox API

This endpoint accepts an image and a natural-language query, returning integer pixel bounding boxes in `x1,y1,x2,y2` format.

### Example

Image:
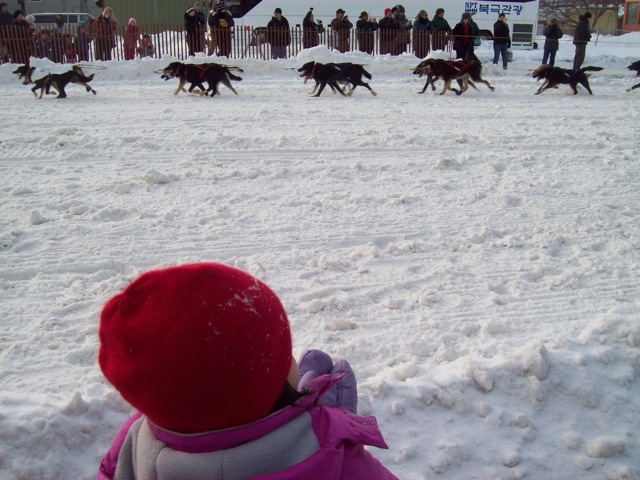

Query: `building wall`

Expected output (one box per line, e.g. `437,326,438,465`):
24,0,100,15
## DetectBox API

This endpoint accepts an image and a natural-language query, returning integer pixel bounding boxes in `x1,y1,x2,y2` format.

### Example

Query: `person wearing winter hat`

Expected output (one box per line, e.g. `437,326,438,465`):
97,263,398,480
330,7,353,53
389,3,411,55
302,7,324,50
121,17,139,60
267,7,290,59
493,12,511,69
573,11,592,70
430,7,451,51
356,10,378,54
378,6,399,55
452,11,474,61
208,0,234,57
184,6,202,56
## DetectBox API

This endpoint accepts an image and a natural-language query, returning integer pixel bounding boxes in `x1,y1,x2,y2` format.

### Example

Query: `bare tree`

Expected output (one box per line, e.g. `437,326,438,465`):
540,0,624,27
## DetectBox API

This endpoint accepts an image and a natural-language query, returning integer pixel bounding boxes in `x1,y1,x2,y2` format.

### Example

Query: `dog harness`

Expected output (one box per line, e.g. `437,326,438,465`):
446,61,472,79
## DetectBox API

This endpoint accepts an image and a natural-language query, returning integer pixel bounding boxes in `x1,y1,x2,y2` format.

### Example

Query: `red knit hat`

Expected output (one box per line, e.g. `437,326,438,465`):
99,263,292,433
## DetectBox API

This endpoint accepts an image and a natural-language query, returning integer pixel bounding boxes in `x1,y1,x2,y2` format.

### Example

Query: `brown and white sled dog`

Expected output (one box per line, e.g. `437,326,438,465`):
413,58,494,95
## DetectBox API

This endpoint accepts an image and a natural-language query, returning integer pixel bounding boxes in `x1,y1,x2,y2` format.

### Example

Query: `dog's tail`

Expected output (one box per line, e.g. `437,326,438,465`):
226,66,244,74
361,67,372,80
580,66,604,73
225,70,243,81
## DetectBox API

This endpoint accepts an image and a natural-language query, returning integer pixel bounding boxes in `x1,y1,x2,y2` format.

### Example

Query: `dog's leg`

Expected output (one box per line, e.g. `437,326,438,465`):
478,79,495,92
332,82,346,97
314,82,328,97
440,79,452,95
627,82,640,92
579,79,593,95
220,76,239,95
174,79,187,96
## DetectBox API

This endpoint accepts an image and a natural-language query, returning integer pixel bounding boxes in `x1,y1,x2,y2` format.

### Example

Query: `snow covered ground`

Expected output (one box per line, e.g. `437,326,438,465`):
1,33,639,480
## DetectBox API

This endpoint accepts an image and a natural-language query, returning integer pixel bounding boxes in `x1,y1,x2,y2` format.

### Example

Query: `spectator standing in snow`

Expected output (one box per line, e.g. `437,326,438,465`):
542,18,563,66
330,8,353,53
573,12,592,70
267,7,290,59
452,12,474,61
97,263,398,480
356,11,377,54
413,10,431,59
303,8,324,50
493,12,511,69
208,1,234,57
430,7,451,52
378,7,399,55
123,18,140,61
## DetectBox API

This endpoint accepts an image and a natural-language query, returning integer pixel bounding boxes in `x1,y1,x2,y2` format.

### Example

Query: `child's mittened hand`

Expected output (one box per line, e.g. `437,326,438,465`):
298,349,358,414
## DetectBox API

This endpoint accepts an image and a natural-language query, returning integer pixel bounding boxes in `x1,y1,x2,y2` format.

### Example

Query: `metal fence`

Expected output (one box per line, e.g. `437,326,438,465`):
0,24,452,64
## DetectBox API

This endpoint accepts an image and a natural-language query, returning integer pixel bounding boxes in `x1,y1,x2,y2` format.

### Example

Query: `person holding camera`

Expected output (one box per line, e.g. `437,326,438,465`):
356,11,377,55
330,8,353,53
302,7,323,49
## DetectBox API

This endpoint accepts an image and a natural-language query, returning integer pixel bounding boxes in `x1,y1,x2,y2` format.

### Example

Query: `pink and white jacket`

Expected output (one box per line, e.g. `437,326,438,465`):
98,375,397,480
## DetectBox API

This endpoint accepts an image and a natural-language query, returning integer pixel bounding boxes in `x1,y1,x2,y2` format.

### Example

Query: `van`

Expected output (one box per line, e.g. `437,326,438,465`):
31,13,95,35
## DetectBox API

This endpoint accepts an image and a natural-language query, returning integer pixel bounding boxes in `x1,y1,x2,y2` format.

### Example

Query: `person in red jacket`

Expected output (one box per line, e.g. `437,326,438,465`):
123,18,140,61
94,7,117,61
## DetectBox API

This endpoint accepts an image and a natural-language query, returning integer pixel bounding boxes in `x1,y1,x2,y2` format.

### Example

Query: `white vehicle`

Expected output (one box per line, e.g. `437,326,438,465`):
424,0,540,49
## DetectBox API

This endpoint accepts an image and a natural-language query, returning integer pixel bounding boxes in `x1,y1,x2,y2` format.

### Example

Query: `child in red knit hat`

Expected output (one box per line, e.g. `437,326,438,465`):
98,263,397,479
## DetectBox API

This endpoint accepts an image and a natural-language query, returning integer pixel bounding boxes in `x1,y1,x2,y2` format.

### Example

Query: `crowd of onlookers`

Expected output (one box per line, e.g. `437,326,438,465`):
0,2,154,64
1,1,592,70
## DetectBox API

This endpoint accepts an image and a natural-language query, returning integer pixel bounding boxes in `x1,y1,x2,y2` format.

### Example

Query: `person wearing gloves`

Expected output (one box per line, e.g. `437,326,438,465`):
330,8,353,53
208,1,235,57
492,12,511,69
97,263,398,480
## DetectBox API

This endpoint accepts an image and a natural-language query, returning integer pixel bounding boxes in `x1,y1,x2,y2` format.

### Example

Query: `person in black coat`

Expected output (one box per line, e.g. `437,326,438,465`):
573,12,592,70
378,8,398,55
302,8,324,49
492,12,511,69
184,7,203,56
542,18,563,66
208,2,234,57
356,11,377,54
267,7,290,59
430,8,451,52
452,12,473,61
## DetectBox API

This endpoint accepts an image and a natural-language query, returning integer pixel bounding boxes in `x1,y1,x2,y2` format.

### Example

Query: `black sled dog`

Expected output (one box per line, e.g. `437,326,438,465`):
33,65,96,99
627,60,640,92
160,62,243,97
531,64,603,95
298,61,377,97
